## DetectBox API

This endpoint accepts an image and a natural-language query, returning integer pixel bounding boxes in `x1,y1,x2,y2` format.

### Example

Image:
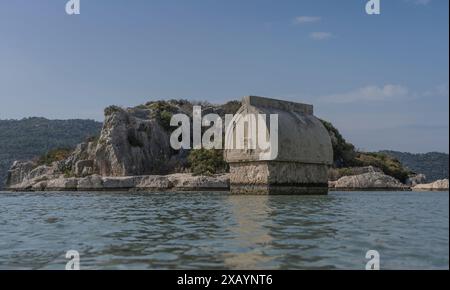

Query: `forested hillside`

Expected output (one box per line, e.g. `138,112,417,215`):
0,117,102,188
381,150,449,182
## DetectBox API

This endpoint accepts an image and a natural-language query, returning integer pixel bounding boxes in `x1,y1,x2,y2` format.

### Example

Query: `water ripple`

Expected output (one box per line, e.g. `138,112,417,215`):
0,191,448,270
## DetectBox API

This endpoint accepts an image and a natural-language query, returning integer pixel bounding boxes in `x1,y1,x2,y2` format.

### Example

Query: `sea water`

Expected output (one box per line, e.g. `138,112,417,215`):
0,191,448,270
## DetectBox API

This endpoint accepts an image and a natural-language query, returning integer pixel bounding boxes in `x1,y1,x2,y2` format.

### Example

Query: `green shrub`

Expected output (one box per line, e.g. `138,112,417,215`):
159,110,173,131
37,148,73,166
144,101,177,131
135,104,148,110
146,100,177,113
63,167,75,178
320,119,357,167
104,105,122,116
319,119,412,182
355,152,411,183
221,100,242,115
188,149,228,176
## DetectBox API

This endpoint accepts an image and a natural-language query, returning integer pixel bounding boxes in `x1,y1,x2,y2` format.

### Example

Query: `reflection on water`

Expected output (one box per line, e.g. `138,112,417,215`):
0,191,448,269
223,196,274,269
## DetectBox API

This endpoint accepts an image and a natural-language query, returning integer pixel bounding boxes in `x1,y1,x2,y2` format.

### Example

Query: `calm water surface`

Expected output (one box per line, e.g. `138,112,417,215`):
0,191,448,270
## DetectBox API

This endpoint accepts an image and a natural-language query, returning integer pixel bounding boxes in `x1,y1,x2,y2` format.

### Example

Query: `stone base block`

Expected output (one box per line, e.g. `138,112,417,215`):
229,162,329,195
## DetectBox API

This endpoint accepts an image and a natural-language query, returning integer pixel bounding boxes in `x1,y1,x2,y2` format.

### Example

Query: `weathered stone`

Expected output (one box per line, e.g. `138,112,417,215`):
412,179,448,191
135,175,173,189
406,174,427,187
6,159,66,189
328,166,382,181
46,177,79,191
224,96,333,195
6,161,35,186
74,160,94,176
81,166,93,177
333,172,410,191
32,181,48,191
102,176,141,189
28,165,54,180
64,142,97,172
168,173,229,190
5,173,230,192
328,180,336,188
76,175,103,190
93,107,175,176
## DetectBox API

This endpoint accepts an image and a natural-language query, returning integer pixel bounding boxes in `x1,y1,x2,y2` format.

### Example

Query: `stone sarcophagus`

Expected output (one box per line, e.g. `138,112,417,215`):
224,96,333,195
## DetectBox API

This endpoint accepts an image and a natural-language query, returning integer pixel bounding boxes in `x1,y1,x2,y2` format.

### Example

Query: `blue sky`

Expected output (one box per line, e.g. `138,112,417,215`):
0,0,448,153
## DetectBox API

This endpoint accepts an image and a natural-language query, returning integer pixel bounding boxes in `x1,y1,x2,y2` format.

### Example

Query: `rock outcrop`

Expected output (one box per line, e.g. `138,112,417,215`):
412,179,449,191
7,173,229,192
5,100,235,190
330,171,410,191
7,159,67,189
328,166,383,181
93,106,177,176
6,161,36,186
406,174,427,187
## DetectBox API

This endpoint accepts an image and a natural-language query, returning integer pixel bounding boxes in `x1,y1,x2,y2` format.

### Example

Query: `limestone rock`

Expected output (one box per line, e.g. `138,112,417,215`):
46,177,79,191
412,179,448,191
333,171,409,190
6,173,230,192
6,161,35,186
94,106,174,176
65,141,97,172
27,165,55,180
102,176,141,189
76,175,103,190
74,160,94,176
6,161,61,189
406,174,427,187
328,166,382,181
136,175,173,189
168,173,229,190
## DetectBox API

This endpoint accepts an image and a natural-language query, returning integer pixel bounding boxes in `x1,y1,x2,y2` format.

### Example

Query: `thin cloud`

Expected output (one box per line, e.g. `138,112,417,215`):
293,16,321,24
405,0,432,5
310,32,333,40
421,83,449,98
318,84,409,103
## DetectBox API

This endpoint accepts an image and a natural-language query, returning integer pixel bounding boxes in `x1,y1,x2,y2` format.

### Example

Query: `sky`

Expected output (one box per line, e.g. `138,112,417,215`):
0,0,448,153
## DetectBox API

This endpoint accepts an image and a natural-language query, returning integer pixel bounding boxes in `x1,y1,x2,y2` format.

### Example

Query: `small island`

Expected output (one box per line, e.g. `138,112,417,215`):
5,97,449,193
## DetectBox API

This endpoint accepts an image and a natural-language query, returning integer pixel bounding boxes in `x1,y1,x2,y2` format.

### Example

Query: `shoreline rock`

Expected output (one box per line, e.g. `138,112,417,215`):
7,160,447,193
412,179,449,191
329,171,411,191
7,173,230,192
406,173,427,187
7,174,449,193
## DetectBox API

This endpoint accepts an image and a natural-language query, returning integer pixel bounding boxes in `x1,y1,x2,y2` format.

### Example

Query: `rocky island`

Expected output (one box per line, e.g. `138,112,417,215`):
5,97,449,193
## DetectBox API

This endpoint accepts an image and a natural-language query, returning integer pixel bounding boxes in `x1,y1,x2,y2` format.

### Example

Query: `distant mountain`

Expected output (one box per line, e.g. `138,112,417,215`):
381,150,449,182
0,117,102,189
